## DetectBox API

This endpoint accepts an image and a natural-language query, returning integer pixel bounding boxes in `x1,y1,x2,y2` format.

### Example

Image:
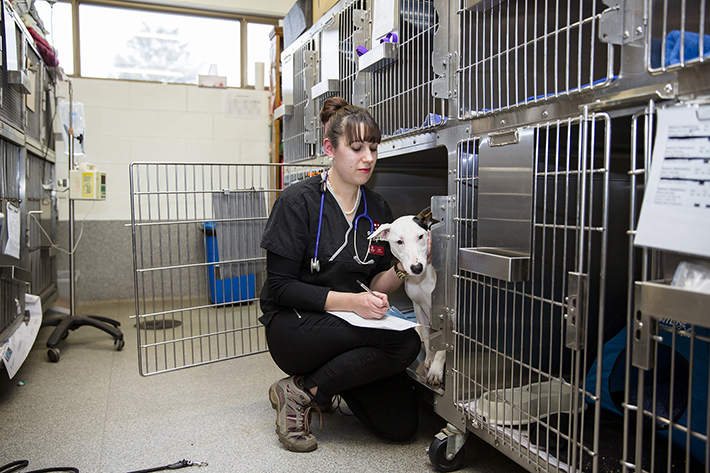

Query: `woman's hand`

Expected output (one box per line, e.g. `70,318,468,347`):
352,291,389,320
324,290,389,319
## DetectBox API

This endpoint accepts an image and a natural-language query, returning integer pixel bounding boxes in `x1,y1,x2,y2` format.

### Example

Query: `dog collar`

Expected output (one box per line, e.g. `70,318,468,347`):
394,261,409,280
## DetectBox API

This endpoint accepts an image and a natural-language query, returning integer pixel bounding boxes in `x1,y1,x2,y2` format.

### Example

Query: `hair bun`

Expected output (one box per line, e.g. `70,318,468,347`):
320,97,350,126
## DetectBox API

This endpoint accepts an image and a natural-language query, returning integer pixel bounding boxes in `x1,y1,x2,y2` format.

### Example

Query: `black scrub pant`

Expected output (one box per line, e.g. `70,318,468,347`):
265,307,421,441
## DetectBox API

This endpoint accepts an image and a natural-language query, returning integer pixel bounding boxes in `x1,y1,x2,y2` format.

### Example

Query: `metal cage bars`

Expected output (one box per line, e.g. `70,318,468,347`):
457,0,617,119
281,0,448,162
453,113,610,472
620,103,710,473
280,0,710,163
646,0,709,73
369,0,447,138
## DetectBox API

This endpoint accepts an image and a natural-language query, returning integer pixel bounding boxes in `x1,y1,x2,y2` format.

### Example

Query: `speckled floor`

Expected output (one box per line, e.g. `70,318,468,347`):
0,299,528,473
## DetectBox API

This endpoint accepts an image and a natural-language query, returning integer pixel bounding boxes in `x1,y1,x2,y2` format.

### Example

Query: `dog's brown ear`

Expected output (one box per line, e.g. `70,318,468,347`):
413,206,439,230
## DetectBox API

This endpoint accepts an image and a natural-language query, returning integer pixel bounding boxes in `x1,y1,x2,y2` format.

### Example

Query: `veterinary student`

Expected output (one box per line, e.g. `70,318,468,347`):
259,97,421,452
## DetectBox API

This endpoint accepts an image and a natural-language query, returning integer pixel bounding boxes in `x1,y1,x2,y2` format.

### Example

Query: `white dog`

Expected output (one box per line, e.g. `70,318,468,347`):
369,209,445,386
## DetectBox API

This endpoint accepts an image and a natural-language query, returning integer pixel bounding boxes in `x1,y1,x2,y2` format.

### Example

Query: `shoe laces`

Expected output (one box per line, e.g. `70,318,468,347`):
303,404,325,434
286,394,324,435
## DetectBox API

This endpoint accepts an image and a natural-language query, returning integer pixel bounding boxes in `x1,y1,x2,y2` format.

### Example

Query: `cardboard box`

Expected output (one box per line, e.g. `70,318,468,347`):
313,0,339,23
198,74,227,88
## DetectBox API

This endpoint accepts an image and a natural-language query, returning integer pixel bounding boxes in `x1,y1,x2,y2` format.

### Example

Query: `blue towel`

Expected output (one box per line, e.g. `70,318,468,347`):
666,30,710,66
392,113,446,135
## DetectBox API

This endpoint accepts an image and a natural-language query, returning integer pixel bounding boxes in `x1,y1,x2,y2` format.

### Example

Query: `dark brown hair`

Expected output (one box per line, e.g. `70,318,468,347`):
320,97,381,149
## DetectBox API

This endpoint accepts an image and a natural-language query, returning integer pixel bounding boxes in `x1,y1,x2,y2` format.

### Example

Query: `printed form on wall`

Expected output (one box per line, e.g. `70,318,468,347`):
223,90,267,118
635,105,710,258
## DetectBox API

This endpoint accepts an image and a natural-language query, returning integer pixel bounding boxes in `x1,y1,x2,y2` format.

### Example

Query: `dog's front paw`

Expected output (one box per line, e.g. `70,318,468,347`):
424,353,434,370
425,351,446,386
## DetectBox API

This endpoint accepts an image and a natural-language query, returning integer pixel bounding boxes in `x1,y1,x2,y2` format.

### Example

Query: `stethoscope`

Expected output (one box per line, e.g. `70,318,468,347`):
311,171,375,273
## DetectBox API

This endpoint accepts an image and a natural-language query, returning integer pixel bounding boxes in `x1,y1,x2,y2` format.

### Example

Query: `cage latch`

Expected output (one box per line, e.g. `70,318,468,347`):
565,272,588,351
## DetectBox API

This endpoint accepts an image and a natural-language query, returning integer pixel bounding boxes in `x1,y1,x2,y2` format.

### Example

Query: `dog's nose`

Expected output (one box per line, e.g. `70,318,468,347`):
410,263,423,275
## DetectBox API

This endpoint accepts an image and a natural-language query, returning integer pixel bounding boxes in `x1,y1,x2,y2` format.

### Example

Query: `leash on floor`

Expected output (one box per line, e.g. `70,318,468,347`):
0,459,207,473
0,460,78,473
126,459,208,473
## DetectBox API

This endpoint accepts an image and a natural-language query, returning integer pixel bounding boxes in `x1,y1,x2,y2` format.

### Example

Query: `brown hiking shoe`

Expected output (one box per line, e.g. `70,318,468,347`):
269,376,322,452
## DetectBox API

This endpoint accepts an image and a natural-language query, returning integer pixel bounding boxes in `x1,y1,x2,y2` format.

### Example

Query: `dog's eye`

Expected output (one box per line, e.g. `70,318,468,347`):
418,234,424,240
396,239,404,245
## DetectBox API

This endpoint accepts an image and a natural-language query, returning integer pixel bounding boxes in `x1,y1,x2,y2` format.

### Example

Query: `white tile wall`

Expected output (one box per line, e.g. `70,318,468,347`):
57,78,271,221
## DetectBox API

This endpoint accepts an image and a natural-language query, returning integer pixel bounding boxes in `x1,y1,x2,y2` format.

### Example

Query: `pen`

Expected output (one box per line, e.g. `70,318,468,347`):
356,279,390,310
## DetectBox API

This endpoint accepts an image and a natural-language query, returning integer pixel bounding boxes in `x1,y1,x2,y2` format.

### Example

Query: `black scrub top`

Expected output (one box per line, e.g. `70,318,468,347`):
259,174,394,324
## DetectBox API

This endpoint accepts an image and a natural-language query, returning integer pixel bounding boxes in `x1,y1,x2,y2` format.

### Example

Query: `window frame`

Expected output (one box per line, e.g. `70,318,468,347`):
56,0,278,88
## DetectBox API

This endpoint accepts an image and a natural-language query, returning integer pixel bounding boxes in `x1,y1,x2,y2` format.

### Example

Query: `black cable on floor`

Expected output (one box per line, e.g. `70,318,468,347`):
125,459,208,473
0,461,28,473
0,462,78,473
26,469,78,473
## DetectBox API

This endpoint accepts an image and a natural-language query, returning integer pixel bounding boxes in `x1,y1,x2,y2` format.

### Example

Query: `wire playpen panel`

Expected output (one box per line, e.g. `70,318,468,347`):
457,0,618,119
369,0,447,138
129,163,325,376
453,115,612,472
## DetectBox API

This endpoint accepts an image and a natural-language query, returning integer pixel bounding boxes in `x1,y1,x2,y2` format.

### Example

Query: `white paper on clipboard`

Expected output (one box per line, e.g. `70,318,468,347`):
3,202,21,260
328,308,418,331
3,3,19,71
634,105,710,257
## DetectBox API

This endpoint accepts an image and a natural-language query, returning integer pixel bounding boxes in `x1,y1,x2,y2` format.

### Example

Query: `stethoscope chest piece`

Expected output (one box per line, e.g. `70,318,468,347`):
310,257,320,274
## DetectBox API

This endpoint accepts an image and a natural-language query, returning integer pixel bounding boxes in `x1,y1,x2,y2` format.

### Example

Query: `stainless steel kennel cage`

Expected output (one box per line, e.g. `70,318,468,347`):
129,0,710,471
0,0,58,350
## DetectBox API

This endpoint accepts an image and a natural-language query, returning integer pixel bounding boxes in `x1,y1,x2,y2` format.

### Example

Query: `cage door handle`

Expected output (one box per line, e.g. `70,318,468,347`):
565,272,588,351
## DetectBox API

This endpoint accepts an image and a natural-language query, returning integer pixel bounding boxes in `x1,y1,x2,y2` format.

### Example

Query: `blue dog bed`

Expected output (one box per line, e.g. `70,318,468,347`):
586,323,709,465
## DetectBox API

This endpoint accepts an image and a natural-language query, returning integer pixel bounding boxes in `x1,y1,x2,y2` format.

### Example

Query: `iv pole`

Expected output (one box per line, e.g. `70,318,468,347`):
41,80,124,362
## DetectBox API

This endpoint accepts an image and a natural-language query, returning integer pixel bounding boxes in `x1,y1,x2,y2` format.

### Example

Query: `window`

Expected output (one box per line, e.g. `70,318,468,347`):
32,2,277,88
34,1,74,75
79,4,241,86
247,22,273,88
